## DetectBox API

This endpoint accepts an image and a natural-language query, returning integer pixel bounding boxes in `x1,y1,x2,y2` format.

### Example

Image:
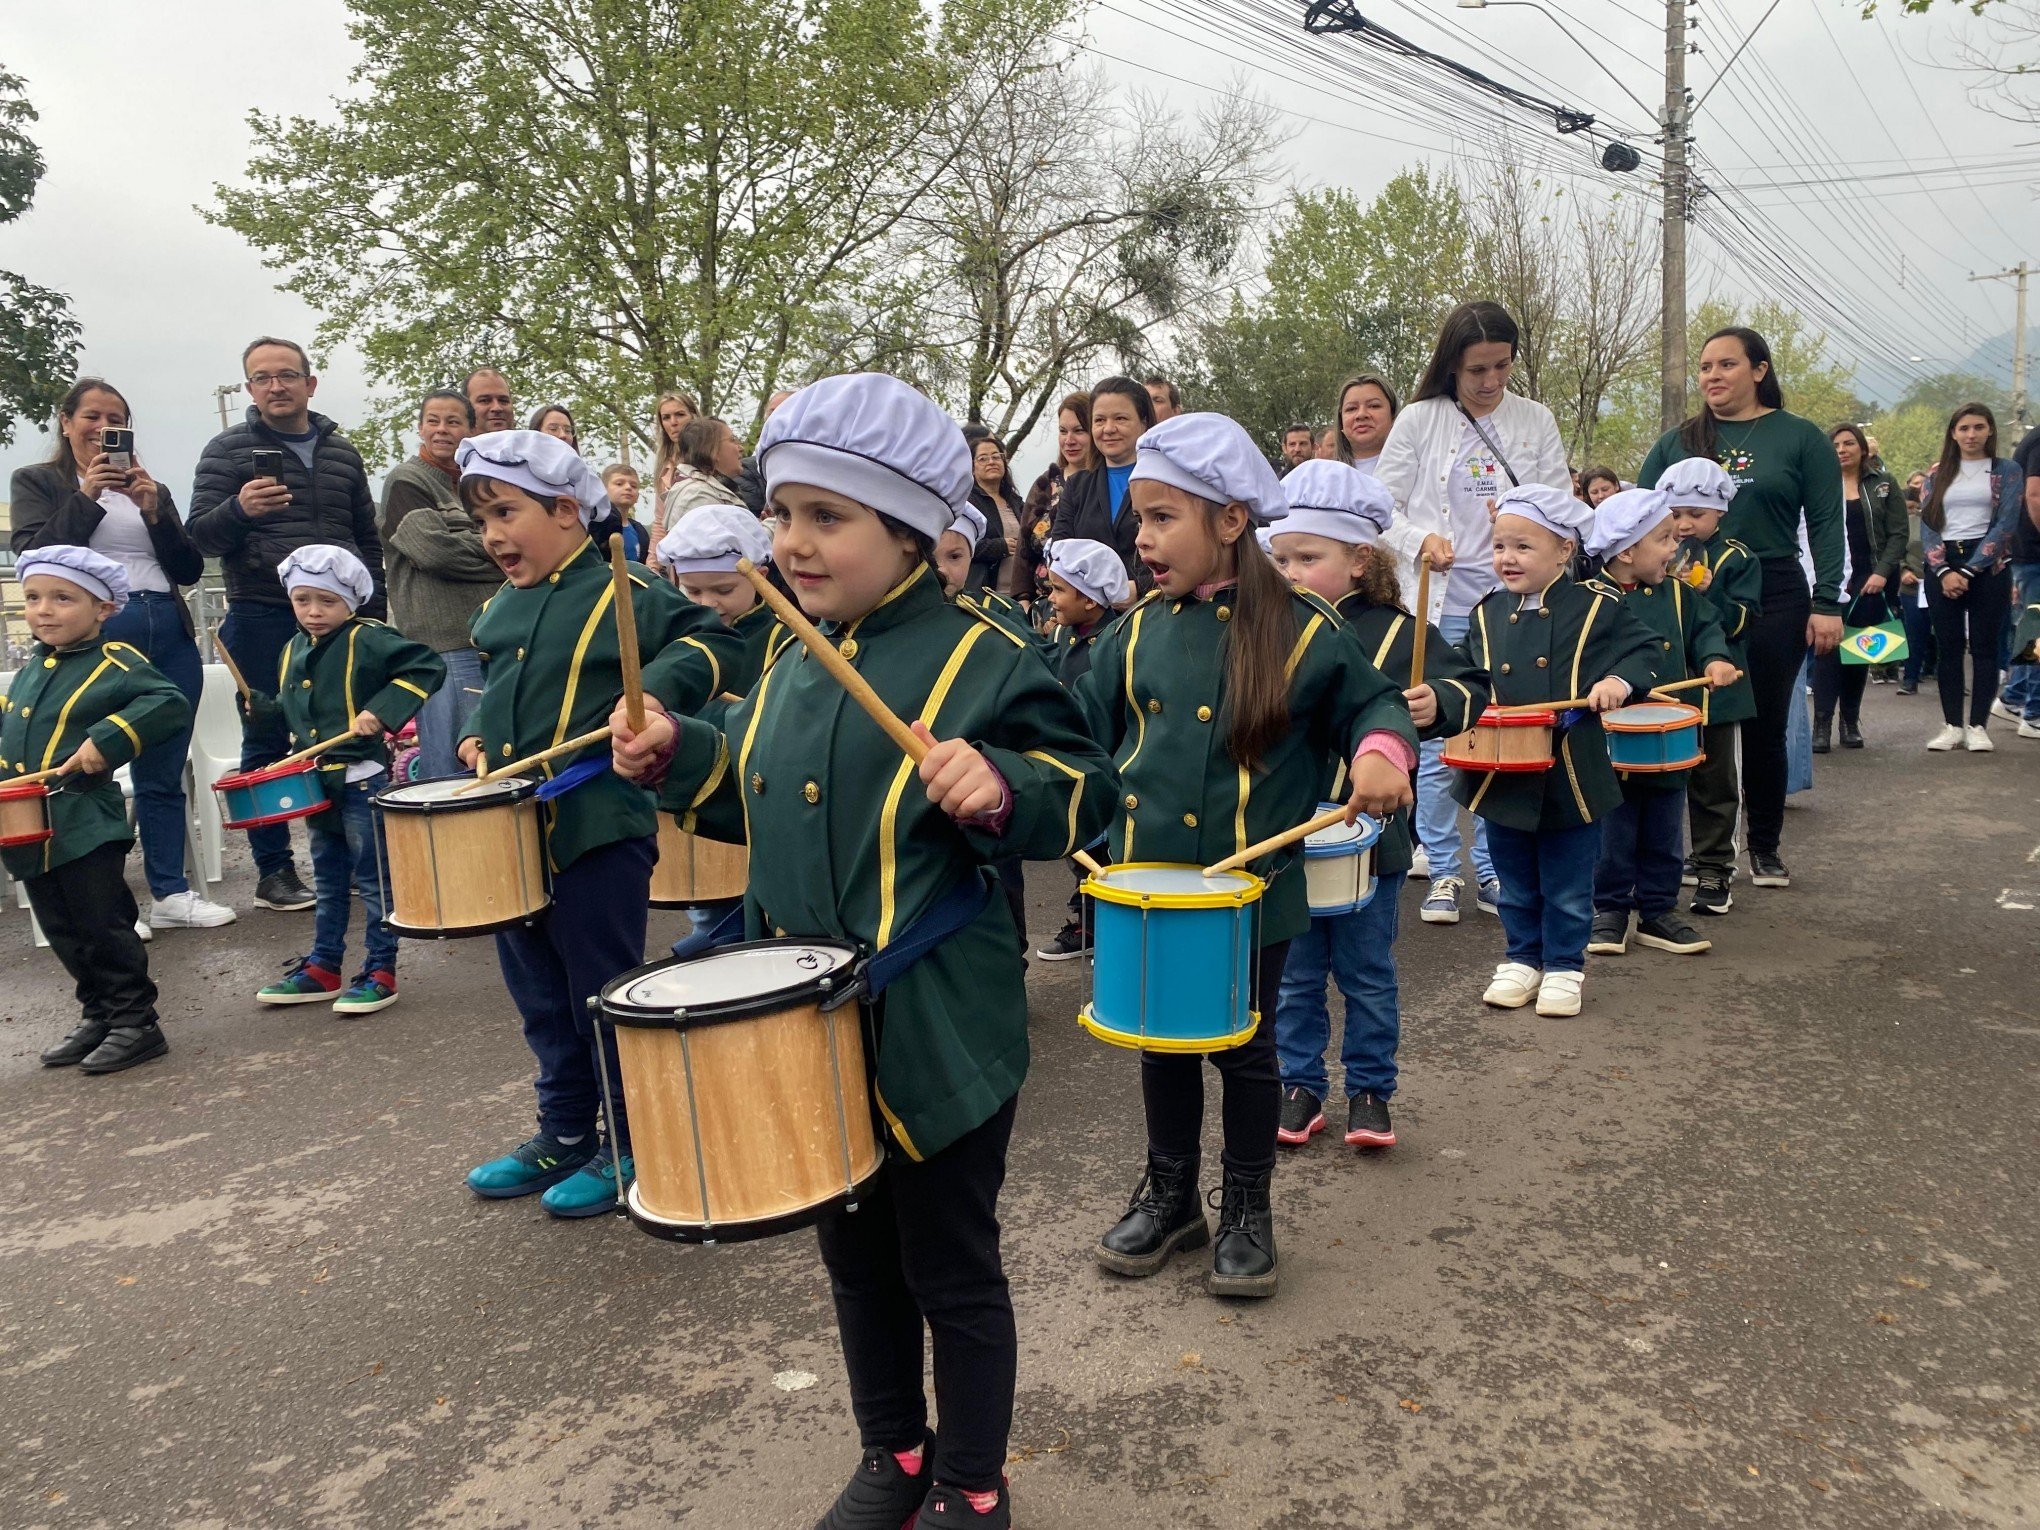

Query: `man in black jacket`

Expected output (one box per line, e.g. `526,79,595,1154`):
187,336,385,913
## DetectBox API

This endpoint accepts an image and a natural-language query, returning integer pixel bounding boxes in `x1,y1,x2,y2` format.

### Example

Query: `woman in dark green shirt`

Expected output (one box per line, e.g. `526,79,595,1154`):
1638,326,1844,892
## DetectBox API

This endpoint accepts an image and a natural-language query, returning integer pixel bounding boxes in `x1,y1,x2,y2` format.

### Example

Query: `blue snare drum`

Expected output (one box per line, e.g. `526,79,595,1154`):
1603,701,1704,773
1303,806,1381,917
1077,863,1262,1053
213,759,330,830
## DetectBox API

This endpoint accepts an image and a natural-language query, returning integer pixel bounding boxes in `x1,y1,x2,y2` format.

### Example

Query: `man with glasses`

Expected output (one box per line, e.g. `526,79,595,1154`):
189,337,385,913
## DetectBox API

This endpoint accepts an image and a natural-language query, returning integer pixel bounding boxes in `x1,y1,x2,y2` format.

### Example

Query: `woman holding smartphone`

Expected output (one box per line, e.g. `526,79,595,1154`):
9,378,232,928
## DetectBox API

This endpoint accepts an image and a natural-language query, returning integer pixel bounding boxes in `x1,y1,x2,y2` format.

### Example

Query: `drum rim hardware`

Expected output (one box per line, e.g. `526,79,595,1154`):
600,940,868,1030
374,770,549,938
1078,861,1262,1055
214,758,334,830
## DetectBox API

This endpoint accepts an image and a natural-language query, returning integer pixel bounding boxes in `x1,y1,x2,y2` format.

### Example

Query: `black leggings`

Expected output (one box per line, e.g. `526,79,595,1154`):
1810,654,1867,724
1739,562,1813,858
813,1095,1017,1492
1140,938,1290,1176
1926,559,2012,726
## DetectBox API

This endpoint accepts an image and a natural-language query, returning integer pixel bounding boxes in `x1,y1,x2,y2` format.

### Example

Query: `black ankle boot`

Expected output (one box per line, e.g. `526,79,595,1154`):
1839,716,1864,749
1206,1164,1278,1298
1096,1151,1208,1277
41,1021,110,1067
1811,712,1832,753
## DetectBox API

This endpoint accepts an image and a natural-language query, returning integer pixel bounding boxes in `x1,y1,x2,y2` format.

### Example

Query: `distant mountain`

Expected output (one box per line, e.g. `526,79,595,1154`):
1848,327,2037,410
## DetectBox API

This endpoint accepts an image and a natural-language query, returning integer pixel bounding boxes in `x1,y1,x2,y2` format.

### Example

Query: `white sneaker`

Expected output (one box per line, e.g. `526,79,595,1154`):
1536,970,1584,1017
134,918,153,943
1926,725,1964,751
150,889,239,929
2019,719,2040,740
1964,725,1994,753
1409,847,1432,881
1420,875,1463,924
1482,962,1542,1008
1990,699,2019,722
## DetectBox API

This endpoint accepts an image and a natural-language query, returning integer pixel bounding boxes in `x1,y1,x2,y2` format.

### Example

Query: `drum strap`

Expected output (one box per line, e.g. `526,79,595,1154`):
865,872,993,998
534,757,611,801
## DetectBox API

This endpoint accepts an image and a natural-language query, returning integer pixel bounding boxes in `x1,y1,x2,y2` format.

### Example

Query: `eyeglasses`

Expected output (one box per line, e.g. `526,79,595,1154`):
246,371,307,389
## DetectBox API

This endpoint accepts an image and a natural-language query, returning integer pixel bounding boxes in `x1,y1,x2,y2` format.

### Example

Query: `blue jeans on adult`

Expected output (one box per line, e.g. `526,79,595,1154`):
1592,784,1687,920
219,603,303,879
1900,587,1934,689
413,646,484,781
1415,613,1494,885
2002,562,2040,720
305,776,397,978
1273,870,1405,1101
1485,820,1598,975
98,591,201,900
1786,653,1813,795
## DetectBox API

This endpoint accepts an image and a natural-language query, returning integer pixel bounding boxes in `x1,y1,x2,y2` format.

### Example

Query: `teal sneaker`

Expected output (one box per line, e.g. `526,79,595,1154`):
540,1152,632,1219
257,959,341,1005
332,970,397,1016
466,1132,597,1199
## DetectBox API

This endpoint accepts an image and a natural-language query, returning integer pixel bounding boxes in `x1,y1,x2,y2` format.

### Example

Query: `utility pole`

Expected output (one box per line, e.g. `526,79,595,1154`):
1660,0,1689,431
212,383,239,432
1969,263,2031,431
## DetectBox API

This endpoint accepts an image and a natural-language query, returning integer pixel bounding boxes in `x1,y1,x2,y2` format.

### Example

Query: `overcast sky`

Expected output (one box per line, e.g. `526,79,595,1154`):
2,0,2033,499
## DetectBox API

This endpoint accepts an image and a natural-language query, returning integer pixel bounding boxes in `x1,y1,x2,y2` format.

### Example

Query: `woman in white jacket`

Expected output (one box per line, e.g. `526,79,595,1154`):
1375,301,1572,926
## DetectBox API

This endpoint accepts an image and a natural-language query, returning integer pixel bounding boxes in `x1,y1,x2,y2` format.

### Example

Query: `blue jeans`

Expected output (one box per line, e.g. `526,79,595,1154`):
495,835,655,1148
99,591,201,899
1786,654,1813,796
1592,784,1687,920
1273,871,1404,1100
413,646,484,780
2002,562,2040,719
1900,591,1934,689
1485,820,1598,974
1415,613,1493,885
306,776,397,977
219,603,303,878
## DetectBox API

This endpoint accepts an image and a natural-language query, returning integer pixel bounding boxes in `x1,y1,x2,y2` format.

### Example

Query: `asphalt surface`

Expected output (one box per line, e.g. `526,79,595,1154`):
3,694,2036,1529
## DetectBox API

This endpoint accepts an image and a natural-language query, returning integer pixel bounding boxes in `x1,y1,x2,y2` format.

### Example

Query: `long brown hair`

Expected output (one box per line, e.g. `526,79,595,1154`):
1920,403,1998,533
1410,302,1517,405
1056,390,1096,475
1214,508,1297,771
46,378,133,477
1678,327,1785,457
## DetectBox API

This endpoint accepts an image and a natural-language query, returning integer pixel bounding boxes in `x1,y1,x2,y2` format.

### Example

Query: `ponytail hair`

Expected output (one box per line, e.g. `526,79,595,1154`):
1220,514,1298,771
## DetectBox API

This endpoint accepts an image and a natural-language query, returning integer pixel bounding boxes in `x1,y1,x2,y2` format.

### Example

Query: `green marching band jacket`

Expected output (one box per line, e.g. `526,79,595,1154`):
467,538,740,873
1333,595,1490,878
1450,575,1660,834
957,588,1053,662
2,637,192,878
277,617,446,792
1582,572,1733,793
1689,531,1760,726
1073,584,1417,948
655,562,1118,1161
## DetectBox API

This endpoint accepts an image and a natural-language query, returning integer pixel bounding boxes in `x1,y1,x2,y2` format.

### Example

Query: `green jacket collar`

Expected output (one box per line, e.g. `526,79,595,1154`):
832,562,940,641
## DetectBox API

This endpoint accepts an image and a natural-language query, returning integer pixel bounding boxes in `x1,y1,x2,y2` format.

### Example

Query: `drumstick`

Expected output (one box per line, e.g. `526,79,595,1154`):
1203,804,1357,878
272,731,367,770
609,534,645,732
211,626,253,702
3,765,71,787
1494,697,1599,715
1408,559,1431,689
734,559,1107,875
1649,670,1741,698
456,724,615,794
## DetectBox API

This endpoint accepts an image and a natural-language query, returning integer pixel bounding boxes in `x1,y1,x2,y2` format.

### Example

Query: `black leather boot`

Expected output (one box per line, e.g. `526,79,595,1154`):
1811,711,1832,753
78,1024,168,1075
1839,716,1864,749
1096,1151,1208,1277
1206,1164,1278,1298
40,1021,109,1068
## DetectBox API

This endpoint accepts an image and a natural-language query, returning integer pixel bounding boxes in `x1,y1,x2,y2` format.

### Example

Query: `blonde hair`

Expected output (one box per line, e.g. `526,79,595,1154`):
653,390,701,486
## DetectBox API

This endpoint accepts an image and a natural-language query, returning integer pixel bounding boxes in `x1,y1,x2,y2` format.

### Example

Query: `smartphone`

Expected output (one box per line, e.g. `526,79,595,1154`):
251,449,285,480
101,427,134,473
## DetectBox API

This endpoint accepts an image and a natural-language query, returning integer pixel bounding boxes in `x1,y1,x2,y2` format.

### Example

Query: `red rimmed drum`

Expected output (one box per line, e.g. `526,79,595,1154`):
0,781,53,847
213,759,330,830
1442,707,1556,773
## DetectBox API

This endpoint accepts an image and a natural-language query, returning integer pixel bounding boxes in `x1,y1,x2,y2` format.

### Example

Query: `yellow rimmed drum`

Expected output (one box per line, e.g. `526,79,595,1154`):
649,815,748,908
1078,863,1262,1052
373,774,549,937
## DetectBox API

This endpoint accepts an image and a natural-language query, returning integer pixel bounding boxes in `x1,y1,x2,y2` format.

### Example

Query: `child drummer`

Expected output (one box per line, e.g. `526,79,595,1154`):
256,546,445,1015
656,503,783,695
455,430,740,1220
1265,461,1488,1151
1452,484,1658,1018
612,374,1118,1530
1072,413,1416,1299
3,547,191,1074
1582,489,1738,961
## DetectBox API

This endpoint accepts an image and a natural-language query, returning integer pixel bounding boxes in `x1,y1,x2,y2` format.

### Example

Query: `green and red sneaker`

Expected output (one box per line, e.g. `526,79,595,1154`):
333,970,398,1016
257,959,341,1006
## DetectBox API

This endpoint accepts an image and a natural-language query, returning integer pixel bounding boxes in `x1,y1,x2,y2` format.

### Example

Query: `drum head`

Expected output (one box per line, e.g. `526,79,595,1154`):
1605,702,1699,732
1304,807,1381,855
377,773,536,807
1090,863,1260,905
604,940,860,1027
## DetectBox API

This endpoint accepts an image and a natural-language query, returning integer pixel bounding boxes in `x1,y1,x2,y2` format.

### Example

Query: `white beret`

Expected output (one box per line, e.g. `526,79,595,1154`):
1494,482,1596,543
946,502,988,546
456,430,609,526
1254,526,1275,553
278,543,375,611
1586,487,1674,560
1271,460,1395,546
657,504,772,574
17,543,129,612
1130,412,1288,526
757,374,970,544
1655,456,1738,514
1047,538,1132,610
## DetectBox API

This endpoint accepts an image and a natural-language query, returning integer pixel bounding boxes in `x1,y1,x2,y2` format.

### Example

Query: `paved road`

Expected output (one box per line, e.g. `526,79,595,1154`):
4,699,2036,1529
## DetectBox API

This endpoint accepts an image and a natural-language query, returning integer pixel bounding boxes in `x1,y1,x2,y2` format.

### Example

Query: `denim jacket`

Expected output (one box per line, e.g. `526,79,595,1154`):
1920,456,2026,577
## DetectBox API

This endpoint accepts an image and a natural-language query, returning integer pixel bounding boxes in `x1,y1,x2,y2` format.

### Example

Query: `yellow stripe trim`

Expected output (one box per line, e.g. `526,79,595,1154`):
392,677,429,700
675,635,723,700
877,624,988,949
873,1086,923,1162
689,736,731,813
1284,613,1325,681
1234,763,1251,857
344,626,360,722
1370,615,1405,672
106,713,142,754
1023,748,1085,857
555,585,616,749
1118,603,1150,772
40,658,116,770
1570,597,1601,696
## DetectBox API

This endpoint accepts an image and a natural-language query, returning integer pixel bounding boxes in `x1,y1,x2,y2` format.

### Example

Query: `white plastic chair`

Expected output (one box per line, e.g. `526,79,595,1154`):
187,664,242,887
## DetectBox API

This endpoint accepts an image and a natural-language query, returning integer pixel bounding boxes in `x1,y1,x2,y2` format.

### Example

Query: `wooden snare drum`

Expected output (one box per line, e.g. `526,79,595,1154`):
1603,701,1704,773
601,940,881,1243
0,781,53,848
649,815,749,908
373,774,549,937
1442,707,1556,773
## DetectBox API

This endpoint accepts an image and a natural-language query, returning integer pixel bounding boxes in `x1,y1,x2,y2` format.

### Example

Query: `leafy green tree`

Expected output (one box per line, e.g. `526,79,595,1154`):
1892,370,2014,422
0,68,81,448
1867,402,1947,482
1685,299,1870,434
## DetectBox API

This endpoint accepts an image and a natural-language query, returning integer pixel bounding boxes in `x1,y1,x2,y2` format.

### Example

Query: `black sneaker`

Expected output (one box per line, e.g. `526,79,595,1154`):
817,1434,933,1529
254,867,315,911
1276,1086,1324,1146
1586,910,1629,955
1680,856,1698,887
1034,921,1090,962
1344,1091,1395,1148
1690,876,1733,915
1749,852,1790,888
1896,682,1918,696
909,1479,1011,1527
78,1024,169,1074
1634,912,1712,954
